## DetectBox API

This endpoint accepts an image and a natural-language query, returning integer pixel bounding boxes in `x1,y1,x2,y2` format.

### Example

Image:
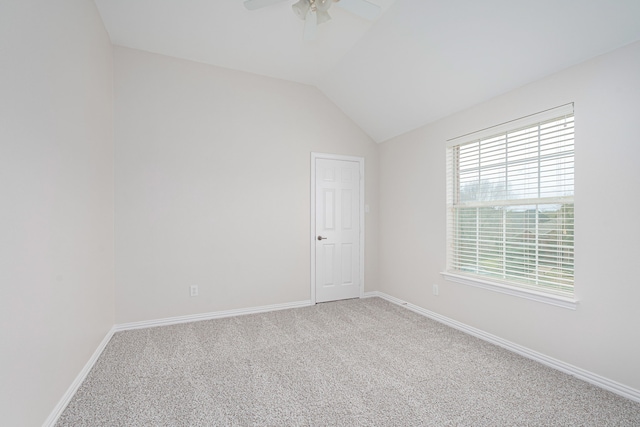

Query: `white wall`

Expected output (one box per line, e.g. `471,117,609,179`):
379,41,640,391
114,47,379,323
5,3,635,421
0,1,115,425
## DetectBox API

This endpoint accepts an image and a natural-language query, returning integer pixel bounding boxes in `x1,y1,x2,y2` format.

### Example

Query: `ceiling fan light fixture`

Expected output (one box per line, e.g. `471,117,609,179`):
316,0,333,12
292,0,311,20
316,10,332,24
243,0,382,40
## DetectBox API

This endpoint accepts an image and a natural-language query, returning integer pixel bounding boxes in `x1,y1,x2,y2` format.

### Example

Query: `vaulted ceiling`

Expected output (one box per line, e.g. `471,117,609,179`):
95,0,640,142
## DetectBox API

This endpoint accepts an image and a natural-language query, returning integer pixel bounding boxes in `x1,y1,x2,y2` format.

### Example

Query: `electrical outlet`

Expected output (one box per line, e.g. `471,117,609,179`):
190,285,199,297
433,284,439,296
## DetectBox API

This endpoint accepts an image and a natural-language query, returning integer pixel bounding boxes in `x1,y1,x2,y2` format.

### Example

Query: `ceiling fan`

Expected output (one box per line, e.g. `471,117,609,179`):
243,0,381,40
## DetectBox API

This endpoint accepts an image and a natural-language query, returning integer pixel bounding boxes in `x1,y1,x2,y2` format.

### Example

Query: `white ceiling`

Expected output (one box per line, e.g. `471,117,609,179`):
95,0,640,142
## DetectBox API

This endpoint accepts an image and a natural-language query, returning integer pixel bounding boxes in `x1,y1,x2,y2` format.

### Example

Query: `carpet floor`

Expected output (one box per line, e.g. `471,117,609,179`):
56,297,640,426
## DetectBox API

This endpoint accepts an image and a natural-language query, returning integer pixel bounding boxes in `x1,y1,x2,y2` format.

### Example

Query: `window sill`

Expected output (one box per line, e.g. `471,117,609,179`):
440,272,578,310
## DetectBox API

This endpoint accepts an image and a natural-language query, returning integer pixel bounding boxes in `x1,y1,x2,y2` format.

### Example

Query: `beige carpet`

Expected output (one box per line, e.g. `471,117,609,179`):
56,297,640,426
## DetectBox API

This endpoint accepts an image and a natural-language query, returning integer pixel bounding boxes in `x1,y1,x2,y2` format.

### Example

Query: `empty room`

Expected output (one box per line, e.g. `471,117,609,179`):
2,0,640,425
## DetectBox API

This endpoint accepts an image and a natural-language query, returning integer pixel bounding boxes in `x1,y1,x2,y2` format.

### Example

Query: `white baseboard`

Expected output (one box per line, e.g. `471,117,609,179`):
362,291,380,299
44,293,639,426
366,291,640,404
115,299,313,331
42,326,116,427
43,299,312,426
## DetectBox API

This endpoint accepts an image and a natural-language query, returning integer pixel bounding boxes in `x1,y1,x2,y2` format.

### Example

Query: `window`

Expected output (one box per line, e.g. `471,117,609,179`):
444,104,575,307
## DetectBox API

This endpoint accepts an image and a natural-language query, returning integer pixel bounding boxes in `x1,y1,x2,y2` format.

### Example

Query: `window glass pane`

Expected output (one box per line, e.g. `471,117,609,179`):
448,112,574,295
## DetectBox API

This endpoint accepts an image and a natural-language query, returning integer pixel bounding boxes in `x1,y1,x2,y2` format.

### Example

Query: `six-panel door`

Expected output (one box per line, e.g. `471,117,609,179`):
315,159,361,303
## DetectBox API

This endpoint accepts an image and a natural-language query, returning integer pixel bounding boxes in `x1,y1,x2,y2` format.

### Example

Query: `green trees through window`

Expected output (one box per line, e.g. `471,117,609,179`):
454,203,574,292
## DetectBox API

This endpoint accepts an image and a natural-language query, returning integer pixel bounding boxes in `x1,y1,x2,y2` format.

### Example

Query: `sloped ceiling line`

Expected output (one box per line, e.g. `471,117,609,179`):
95,0,640,143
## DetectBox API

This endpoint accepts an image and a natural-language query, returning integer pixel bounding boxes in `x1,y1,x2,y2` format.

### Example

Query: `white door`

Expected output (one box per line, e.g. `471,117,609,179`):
314,158,361,303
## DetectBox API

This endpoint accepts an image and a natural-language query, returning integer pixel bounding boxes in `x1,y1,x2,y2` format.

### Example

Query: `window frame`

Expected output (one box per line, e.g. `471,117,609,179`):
442,104,578,310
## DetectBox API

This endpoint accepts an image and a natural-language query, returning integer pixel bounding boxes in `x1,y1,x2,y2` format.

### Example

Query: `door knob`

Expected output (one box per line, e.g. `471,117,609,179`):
317,236,327,241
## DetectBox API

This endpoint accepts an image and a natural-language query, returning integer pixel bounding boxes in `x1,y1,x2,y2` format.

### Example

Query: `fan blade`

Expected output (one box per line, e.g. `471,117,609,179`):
304,11,318,41
336,0,381,20
243,0,288,11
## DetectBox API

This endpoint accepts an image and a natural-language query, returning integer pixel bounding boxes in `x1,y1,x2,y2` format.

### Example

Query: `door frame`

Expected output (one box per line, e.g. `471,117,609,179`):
310,152,365,305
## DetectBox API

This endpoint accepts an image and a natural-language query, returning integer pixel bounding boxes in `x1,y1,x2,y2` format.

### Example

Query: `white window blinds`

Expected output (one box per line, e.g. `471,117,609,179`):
446,104,574,296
